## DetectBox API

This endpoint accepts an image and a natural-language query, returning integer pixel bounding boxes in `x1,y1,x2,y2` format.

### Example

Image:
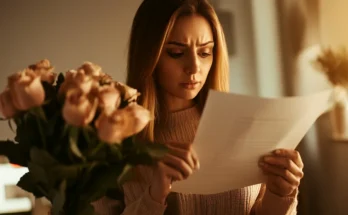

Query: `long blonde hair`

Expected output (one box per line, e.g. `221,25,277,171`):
126,0,230,141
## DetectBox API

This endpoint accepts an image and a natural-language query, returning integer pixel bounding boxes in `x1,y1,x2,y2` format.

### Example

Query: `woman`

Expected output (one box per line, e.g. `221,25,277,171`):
95,0,304,214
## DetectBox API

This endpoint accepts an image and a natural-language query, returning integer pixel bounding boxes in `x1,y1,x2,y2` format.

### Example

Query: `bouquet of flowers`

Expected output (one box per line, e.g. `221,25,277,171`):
0,60,167,214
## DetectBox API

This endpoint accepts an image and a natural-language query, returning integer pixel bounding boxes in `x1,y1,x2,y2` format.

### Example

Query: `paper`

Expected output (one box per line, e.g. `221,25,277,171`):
171,89,333,194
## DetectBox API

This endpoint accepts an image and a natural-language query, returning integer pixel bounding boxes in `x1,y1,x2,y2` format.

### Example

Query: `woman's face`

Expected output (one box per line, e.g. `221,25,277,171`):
155,14,214,110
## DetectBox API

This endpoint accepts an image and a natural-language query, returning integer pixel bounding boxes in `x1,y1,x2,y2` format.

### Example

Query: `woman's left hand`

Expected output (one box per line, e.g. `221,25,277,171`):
259,149,304,197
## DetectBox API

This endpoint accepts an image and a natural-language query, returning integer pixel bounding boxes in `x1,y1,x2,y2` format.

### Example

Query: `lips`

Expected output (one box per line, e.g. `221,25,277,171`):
182,81,199,85
180,81,200,90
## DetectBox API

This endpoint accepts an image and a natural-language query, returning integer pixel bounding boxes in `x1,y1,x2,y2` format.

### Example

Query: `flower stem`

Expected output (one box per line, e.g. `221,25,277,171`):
36,117,46,149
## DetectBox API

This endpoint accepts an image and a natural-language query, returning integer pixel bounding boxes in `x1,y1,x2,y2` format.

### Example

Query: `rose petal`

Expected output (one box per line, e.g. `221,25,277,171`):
0,88,18,118
9,70,45,110
63,89,97,127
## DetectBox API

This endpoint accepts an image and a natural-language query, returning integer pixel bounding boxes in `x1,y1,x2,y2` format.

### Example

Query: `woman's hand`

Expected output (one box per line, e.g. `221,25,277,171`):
149,142,199,204
259,149,304,197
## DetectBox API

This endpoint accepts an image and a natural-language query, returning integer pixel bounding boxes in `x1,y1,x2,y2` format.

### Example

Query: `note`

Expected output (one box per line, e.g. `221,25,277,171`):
171,89,333,194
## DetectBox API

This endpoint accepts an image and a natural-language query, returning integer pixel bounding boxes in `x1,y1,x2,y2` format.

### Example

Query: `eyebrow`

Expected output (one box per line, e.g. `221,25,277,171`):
167,41,214,47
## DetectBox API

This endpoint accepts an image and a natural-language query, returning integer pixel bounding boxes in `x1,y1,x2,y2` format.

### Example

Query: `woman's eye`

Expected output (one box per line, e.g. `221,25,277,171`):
200,52,212,58
167,51,184,59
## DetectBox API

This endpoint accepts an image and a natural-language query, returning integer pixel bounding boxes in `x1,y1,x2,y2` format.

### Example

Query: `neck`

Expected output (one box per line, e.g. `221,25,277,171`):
161,95,195,113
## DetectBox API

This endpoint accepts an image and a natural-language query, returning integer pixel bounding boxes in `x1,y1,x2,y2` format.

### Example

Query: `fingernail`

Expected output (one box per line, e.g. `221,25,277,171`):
196,162,200,170
274,149,281,155
259,161,265,166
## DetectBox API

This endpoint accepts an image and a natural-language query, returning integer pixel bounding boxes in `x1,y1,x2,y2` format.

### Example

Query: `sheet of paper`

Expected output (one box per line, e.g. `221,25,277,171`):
171,89,333,194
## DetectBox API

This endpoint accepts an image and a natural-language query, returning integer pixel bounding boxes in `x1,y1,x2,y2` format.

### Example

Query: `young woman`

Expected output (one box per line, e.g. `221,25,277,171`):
94,0,304,214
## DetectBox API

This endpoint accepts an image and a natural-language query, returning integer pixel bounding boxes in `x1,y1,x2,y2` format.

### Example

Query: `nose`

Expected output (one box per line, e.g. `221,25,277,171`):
184,52,200,75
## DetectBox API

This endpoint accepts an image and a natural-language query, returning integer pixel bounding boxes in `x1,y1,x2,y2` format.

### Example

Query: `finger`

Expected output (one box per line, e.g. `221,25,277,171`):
162,154,193,178
268,175,297,196
158,161,184,181
259,162,301,186
273,149,304,169
190,147,200,170
167,145,195,169
262,156,304,178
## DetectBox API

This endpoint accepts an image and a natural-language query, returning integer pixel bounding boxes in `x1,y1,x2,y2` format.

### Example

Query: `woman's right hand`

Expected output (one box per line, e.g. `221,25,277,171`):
149,142,200,204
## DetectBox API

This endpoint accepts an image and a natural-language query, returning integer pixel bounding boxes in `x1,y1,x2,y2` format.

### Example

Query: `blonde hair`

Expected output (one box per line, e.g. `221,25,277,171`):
126,0,230,141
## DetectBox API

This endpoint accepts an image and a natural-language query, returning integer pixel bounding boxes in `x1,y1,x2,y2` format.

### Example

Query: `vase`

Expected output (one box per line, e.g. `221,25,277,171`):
330,86,348,140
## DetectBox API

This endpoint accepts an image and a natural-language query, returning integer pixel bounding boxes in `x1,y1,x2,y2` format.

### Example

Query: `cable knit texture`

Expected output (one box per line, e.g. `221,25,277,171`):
93,105,298,215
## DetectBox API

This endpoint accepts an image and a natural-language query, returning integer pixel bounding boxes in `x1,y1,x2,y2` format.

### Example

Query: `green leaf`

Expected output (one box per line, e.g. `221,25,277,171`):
36,117,47,148
127,153,153,166
143,142,169,159
30,147,58,168
88,142,104,158
48,165,81,182
51,180,67,215
46,112,60,136
28,162,49,185
69,126,85,160
82,127,92,145
78,164,123,203
17,172,45,198
117,164,134,186
75,204,97,215
55,73,65,92
62,124,69,138
105,188,124,201
31,106,47,122
8,119,15,132
0,140,30,166
108,144,123,162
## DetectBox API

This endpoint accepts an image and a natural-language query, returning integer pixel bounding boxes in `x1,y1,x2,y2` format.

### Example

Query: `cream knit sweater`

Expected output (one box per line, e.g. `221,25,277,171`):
93,105,298,215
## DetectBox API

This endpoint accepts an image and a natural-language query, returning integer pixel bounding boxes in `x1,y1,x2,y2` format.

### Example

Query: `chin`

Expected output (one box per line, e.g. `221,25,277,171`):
177,89,200,100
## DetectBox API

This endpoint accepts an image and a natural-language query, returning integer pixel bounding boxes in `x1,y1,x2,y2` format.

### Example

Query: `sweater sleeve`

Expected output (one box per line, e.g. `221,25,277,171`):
121,166,167,215
92,197,124,215
121,185,167,215
252,184,298,215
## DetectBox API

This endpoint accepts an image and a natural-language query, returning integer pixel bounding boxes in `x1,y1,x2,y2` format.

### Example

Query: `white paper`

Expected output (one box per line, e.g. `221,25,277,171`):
171,89,333,194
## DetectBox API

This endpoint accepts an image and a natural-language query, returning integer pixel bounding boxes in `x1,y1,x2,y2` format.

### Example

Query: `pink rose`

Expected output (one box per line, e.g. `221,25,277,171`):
0,88,19,118
59,70,97,96
8,69,45,110
114,82,140,103
62,88,98,127
98,84,121,114
78,62,102,77
95,104,151,144
29,59,57,84
98,72,113,85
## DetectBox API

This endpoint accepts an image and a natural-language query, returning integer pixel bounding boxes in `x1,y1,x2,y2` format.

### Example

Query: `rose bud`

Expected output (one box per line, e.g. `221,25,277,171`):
98,72,113,85
98,84,121,114
0,88,19,118
29,59,57,84
114,81,140,102
62,88,98,127
95,103,151,144
58,70,97,96
78,62,102,77
8,69,45,110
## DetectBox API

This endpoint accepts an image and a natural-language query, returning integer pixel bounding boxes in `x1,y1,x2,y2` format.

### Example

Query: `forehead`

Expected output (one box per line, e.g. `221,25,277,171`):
167,14,213,43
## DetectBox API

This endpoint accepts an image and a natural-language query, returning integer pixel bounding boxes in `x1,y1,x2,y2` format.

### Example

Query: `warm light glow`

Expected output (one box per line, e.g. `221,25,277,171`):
319,0,348,47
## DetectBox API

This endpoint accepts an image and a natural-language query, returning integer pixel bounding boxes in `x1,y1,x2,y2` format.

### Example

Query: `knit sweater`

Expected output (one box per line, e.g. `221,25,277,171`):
93,105,298,215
